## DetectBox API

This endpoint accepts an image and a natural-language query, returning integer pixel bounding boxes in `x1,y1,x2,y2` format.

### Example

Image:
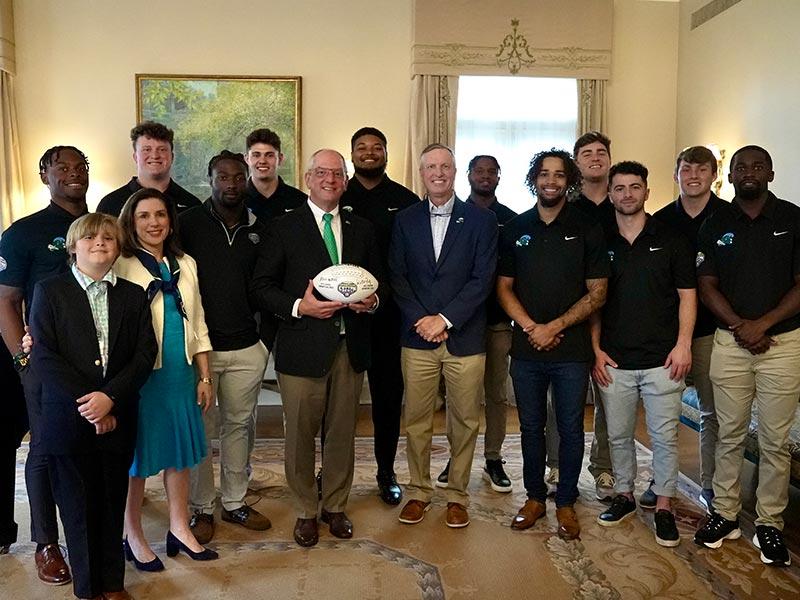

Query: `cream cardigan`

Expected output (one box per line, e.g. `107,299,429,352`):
114,253,213,369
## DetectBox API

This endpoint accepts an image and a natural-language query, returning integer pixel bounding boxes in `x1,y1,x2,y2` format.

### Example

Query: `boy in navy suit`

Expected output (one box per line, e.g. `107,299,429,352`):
28,213,156,600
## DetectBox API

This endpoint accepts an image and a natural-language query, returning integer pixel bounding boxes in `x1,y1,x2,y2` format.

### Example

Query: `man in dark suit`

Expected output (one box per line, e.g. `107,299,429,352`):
390,143,497,529
252,149,382,547
28,213,157,600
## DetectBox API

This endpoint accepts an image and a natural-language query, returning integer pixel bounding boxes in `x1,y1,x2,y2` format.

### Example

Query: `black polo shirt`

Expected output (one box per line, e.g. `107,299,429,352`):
654,193,728,338
179,200,268,352
697,192,800,335
467,196,517,326
499,202,609,362
97,177,200,216
601,217,696,369
342,175,419,275
243,177,307,223
0,202,85,318
571,193,617,237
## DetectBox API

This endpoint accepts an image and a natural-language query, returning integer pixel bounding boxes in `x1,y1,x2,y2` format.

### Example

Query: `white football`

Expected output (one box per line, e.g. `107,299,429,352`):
313,263,378,303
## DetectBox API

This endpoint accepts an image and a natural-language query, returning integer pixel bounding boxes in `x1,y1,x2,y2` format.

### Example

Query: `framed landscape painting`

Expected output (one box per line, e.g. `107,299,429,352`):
136,74,302,200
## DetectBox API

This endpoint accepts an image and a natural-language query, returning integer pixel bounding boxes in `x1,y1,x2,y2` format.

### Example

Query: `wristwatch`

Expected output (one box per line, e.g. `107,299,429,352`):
199,376,214,385
13,351,29,372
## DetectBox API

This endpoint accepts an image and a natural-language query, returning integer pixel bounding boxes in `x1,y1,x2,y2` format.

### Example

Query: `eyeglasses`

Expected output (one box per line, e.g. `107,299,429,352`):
311,168,346,180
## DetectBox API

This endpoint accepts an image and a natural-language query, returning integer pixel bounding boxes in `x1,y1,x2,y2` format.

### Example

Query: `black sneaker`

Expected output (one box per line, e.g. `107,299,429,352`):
483,459,512,493
654,510,680,547
435,459,450,489
597,495,636,527
639,479,657,510
694,512,740,548
753,525,791,566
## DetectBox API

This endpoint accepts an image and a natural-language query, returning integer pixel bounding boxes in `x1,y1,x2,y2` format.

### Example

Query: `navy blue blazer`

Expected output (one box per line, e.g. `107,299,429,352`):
28,271,157,455
389,197,498,356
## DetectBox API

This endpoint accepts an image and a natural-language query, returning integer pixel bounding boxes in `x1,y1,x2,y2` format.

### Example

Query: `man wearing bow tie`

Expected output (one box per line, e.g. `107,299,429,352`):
390,144,497,529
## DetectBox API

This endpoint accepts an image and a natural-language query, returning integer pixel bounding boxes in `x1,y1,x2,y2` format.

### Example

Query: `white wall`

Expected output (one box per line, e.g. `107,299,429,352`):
676,0,800,202
608,0,680,209
13,0,414,209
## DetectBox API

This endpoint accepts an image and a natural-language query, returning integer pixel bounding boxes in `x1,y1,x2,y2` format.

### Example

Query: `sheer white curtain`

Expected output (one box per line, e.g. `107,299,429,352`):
577,79,608,136
454,77,577,214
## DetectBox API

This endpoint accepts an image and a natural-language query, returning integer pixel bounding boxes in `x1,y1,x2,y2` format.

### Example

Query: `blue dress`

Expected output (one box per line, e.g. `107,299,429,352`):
129,263,207,478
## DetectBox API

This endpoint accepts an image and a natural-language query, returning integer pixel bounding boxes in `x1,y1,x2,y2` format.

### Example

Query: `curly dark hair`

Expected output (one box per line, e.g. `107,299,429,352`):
130,121,174,151
38,146,89,174
524,149,581,196
207,150,248,177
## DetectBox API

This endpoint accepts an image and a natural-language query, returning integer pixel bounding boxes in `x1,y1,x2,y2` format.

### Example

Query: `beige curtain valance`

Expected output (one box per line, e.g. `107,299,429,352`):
412,0,612,79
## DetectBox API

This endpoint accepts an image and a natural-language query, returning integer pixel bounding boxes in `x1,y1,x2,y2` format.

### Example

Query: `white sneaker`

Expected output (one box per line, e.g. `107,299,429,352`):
595,472,615,502
545,468,559,495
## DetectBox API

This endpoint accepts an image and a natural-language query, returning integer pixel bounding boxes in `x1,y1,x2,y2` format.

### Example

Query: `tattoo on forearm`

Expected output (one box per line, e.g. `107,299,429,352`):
558,279,607,331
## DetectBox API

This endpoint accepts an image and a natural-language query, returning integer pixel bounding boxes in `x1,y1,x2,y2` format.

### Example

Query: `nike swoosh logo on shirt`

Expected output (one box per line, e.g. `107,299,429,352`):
284,208,293,212
650,247,663,251
387,207,399,211
774,230,789,236
564,236,578,241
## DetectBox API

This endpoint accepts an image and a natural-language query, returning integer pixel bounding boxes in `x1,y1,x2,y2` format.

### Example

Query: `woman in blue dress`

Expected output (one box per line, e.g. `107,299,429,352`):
116,188,218,567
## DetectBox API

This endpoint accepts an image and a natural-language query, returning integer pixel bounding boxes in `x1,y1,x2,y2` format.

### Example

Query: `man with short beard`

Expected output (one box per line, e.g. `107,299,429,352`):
341,127,418,505
179,151,272,542
654,146,728,511
98,121,200,216
694,146,800,567
497,149,608,540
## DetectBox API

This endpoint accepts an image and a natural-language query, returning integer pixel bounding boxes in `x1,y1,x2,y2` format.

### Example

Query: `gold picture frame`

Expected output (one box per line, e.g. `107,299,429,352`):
136,74,302,199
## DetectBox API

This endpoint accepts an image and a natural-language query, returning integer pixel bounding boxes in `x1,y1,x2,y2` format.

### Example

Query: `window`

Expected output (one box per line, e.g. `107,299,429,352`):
455,76,578,214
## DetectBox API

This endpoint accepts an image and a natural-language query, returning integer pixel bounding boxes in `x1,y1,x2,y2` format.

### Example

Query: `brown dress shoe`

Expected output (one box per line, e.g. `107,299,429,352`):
321,510,353,539
398,499,431,524
189,512,215,545
293,517,319,547
103,590,134,600
511,499,547,530
556,506,581,540
446,502,470,528
35,543,71,585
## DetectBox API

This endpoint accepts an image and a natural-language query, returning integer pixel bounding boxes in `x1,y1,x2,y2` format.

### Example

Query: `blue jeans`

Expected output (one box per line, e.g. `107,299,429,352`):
511,359,589,507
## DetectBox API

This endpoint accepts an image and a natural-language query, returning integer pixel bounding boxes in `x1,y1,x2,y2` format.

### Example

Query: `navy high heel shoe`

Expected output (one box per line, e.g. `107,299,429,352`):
123,538,164,572
165,531,219,561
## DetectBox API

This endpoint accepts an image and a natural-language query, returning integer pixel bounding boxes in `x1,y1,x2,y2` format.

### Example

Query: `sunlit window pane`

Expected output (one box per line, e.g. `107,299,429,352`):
455,76,577,214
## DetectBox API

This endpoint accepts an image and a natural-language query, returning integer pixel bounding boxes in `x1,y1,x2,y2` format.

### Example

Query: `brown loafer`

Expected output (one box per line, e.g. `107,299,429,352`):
512,499,547,530
293,517,319,547
189,512,215,545
320,510,353,539
446,502,470,528
398,499,431,524
35,543,71,586
103,590,134,600
556,506,581,540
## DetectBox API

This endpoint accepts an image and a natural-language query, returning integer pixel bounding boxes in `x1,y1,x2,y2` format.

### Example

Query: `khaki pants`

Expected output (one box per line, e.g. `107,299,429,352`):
402,345,484,505
482,323,512,460
710,328,800,528
690,334,716,489
278,341,362,518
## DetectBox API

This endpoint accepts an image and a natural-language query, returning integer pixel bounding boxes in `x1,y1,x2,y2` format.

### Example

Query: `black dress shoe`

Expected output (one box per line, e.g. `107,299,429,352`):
321,510,353,539
123,538,164,572
377,472,403,505
294,518,319,547
165,531,219,561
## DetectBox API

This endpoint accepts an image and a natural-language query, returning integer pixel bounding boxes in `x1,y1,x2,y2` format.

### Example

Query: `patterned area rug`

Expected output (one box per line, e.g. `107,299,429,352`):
3,435,800,599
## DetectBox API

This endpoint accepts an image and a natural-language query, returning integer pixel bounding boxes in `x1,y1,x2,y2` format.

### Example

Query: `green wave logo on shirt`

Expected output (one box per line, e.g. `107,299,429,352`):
696,251,705,267
608,250,615,262
716,232,734,247
516,234,531,247
47,237,66,252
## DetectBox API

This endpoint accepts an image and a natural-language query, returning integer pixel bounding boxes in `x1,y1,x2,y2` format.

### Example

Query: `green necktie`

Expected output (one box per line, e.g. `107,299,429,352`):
322,213,339,264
